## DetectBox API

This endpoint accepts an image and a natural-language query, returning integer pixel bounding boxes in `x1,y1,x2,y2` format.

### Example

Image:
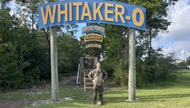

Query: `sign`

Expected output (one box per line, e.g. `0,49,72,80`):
84,34,103,42
82,25,105,35
85,43,102,49
38,0,146,31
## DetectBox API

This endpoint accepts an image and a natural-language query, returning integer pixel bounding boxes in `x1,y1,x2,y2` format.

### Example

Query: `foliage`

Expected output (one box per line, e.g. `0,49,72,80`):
58,33,83,75
177,61,188,70
0,7,50,90
102,24,128,86
0,2,43,90
186,56,190,65
127,0,178,58
113,58,128,86
136,51,177,87
102,0,178,87
103,24,127,59
0,0,82,90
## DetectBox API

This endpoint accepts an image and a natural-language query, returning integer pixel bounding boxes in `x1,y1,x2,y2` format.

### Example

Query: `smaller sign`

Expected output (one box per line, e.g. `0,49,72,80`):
82,25,105,35
85,43,102,49
84,34,104,42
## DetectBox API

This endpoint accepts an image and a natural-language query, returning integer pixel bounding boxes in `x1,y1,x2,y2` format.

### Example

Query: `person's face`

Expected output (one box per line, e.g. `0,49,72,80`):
96,63,101,69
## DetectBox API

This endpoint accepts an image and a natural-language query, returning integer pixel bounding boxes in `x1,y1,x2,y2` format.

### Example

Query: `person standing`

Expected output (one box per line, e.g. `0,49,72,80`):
88,62,108,105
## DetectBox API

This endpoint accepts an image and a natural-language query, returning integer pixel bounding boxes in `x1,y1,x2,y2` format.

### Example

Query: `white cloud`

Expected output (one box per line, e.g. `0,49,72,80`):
6,1,19,16
164,0,190,41
153,0,190,59
152,38,161,49
6,1,18,11
162,40,190,60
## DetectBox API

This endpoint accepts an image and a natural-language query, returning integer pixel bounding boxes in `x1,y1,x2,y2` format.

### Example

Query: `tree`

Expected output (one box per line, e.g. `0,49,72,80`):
0,1,50,90
101,24,128,83
187,56,190,65
127,0,178,58
58,33,83,76
102,0,178,86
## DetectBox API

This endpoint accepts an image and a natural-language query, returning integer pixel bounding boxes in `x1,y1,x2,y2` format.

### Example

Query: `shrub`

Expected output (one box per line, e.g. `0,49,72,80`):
136,54,177,87
113,59,128,86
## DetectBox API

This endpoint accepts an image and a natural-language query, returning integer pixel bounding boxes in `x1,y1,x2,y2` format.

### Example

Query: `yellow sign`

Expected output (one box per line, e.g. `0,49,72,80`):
84,34,103,42
85,44,102,49
82,26,105,35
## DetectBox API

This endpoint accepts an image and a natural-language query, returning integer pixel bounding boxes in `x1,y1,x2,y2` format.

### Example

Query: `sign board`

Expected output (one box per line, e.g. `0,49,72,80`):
84,34,104,42
82,25,105,35
38,0,146,31
85,43,102,49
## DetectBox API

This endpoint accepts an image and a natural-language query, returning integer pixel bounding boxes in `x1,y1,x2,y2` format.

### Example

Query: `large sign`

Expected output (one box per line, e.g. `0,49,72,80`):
38,0,146,30
82,25,105,35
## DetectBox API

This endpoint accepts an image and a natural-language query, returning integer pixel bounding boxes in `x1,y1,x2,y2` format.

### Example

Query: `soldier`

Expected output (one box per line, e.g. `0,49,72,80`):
88,62,108,105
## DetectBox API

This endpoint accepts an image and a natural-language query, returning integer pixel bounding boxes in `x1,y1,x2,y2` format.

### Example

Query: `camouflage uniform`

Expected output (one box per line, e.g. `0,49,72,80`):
88,69,108,104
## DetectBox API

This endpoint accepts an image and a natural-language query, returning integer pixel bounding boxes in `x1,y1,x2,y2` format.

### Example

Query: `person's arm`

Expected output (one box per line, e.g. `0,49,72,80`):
88,69,95,80
103,70,108,80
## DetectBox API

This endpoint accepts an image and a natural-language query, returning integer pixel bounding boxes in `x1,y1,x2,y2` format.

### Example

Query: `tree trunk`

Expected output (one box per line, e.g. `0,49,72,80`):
148,29,152,58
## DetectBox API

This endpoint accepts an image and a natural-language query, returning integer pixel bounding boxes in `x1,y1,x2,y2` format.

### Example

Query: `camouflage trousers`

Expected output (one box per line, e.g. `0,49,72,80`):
93,85,103,103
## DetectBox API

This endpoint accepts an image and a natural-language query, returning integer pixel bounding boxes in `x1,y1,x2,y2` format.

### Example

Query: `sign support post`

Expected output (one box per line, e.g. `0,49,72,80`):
50,27,59,101
128,28,136,101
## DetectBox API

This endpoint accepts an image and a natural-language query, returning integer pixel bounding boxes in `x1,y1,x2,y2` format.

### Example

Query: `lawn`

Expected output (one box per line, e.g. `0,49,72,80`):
0,72,190,108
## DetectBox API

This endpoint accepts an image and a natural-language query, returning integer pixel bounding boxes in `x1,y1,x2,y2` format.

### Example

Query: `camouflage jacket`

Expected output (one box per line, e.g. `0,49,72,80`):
88,69,108,86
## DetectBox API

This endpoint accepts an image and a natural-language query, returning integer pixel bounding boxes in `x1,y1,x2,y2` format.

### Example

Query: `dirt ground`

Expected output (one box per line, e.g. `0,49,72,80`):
0,76,116,108
0,99,32,108
0,76,76,108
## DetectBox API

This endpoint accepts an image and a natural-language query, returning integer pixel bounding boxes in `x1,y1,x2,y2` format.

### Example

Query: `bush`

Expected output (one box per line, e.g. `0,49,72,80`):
113,59,128,86
136,54,177,87
102,52,177,88
102,57,128,87
102,57,118,78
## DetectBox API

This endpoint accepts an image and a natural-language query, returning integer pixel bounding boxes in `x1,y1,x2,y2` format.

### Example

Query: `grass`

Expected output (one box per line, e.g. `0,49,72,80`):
1,72,190,108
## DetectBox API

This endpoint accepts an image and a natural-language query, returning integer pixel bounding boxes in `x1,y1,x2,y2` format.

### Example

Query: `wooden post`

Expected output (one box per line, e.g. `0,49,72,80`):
128,28,136,101
50,27,59,101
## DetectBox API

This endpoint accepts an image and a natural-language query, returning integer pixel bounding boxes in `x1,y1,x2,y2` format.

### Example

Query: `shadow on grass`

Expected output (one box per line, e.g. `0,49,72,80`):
47,93,184,107
103,93,190,104
139,93,190,100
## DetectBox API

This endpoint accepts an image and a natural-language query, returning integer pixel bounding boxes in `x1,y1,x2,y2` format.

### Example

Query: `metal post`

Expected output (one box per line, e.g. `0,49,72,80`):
128,28,136,101
50,27,59,101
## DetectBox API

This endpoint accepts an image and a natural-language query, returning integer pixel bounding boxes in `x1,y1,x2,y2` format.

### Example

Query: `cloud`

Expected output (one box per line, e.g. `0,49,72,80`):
163,0,190,41
6,1,19,16
6,1,18,11
153,0,190,59
162,40,190,59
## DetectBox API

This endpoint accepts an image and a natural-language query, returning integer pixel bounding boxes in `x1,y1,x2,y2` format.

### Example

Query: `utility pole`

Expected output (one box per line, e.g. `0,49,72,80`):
128,28,136,101
50,27,59,101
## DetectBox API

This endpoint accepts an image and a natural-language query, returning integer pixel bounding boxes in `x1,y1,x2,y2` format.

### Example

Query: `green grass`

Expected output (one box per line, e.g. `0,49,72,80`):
1,72,190,108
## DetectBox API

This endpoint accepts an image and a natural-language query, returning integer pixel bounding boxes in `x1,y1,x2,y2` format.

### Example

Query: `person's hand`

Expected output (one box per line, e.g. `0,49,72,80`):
92,80,95,83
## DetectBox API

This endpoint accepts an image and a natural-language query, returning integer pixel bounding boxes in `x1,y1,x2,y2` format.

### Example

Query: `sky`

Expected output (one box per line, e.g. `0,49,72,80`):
152,0,190,60
5,0,190,60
